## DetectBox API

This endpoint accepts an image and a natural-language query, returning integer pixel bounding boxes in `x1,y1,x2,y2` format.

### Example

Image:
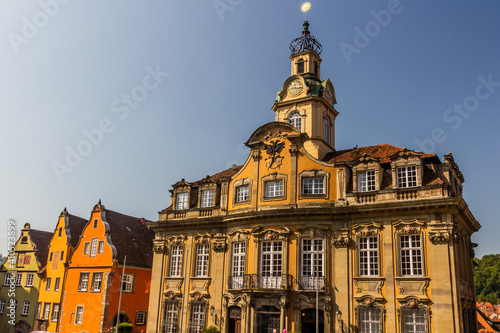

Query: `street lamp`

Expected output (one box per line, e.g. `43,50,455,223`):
336,310,344,333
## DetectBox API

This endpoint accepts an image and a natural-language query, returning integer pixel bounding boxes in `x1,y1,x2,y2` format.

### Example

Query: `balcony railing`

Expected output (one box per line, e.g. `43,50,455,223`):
297,276,326,291
228,274,296,290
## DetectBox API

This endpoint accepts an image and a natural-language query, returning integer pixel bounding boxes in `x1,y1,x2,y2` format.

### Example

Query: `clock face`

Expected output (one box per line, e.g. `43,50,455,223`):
288,79,303,95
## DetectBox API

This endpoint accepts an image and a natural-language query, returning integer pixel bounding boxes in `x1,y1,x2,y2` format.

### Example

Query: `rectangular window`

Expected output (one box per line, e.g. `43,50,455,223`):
397,166,417,188
260,241,283,288
189,302,206,333
121,274,134,292
26,273,34,287
302,178,325,195
44,303,51,319
46,277,51,291
60,250,65,261
90,238,98,257
3,272,13,286
15,273,22,286
264,180,283,198
78,273,90,291
169,245,183,277
400,235,423,276
21,300,30,316
195,244,210,277
176,193,188,210
231,242,246,288
358,170,376,192
36,302,42,318
83,242,90,255
0,299,6,314
51,303,60,322
17,253,25,267
75,306,84,324
235,185,249,202
93,219,98,228
301,239,324,289
49,252,53,262
163,300,178,333
136,311,147,325
54,277,61,291
91,272,103,292
98,241,105,254
359,237,379,276
402,308,427,333
200,189,214,208
358,307,381,333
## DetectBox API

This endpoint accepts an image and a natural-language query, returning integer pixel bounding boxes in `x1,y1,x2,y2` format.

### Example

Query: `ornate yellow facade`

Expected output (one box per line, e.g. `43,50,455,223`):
146,21,479,333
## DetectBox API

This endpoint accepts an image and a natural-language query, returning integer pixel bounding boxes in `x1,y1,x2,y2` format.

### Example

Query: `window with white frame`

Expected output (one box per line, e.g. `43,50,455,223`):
46,277,51,291
358,170,376,192
176,192,188,210
51,303,59,322
401,308,427,333
301,239,324,289
43,303,51,319
195,244,209,277
91,272,103,292
359,237,379,276
15,273,22,286
25,273,34,287
302,178,325,195
400,235,423,276
0,299,6,314
75,305,84,324
54,277,60,291
200,189,214,208
397,166,417,188
324,116,331,144
264,180,283,198
235,185,249,203
36,302,42,318
90,238,98,257
98,240,104,254
261,241,283,288
121,274,134,292
22,301,30,316
288,111,302,132
189,302,206,333
83,242,90,255
163,300,179,333
136,311,147,325
3,272,13,286
231,242,245,288
169,245,183,277
358,307,381,333
78,273,89,291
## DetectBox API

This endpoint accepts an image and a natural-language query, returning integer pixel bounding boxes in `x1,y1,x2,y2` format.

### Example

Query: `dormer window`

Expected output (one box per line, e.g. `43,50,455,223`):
288,111,302,132
200,190,214,208
358,171,376,192
397,166,417,188
176,193,188,210
297,59,305,74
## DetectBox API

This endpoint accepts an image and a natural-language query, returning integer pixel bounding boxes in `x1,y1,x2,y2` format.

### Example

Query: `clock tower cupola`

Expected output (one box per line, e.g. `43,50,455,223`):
273,17,338,160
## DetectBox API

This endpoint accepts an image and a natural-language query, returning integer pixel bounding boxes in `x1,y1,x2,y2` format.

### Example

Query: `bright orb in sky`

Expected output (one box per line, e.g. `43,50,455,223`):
301,2,311,13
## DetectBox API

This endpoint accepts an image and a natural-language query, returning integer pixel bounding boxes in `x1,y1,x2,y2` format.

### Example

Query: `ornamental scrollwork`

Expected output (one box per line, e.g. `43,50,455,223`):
213,240,227,253
331,235,350,248
396,226,420,235
263,131,287,141
153,243,166,254
428,231,451,244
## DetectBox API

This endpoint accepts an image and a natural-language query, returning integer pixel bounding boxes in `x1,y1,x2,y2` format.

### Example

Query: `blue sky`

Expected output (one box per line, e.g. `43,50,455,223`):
1,0,499,257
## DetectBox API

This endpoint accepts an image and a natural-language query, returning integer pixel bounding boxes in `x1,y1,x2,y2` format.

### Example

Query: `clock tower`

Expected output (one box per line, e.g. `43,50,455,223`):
272,20,338,160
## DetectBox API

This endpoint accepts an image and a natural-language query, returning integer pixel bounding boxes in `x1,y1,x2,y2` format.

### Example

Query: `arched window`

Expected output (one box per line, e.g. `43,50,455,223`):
324,116,331,144
288,111,302,132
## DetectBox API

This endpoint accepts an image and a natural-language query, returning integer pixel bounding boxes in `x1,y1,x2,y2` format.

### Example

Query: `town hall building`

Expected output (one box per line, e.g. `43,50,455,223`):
146,20,480,333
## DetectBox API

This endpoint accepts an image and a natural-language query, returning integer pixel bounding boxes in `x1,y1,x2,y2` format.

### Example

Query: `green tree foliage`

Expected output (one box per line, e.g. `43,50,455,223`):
474,254,500,304
201,326,221,333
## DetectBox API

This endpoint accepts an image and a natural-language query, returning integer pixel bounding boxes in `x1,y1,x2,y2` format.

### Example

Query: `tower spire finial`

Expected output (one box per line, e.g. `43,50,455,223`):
301,2,311,21
289,3,322,56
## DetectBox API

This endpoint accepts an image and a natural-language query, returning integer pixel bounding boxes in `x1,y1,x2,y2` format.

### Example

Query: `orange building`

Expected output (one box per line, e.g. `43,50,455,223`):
35,208,87,332
58,200,154,333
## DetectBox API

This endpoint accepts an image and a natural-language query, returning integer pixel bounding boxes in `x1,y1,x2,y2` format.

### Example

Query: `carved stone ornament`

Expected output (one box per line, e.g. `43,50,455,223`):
153,243,166,254
331,235,350,248
396,226,420,235
251,226,291,242
213,240,227,253
252,149,261,161
264,139,285,169
264,131,287,141
167,234,187,245
428,231,451,244
289,145,298,156
194,233,213,244
265,230,279,240
355,228,378,237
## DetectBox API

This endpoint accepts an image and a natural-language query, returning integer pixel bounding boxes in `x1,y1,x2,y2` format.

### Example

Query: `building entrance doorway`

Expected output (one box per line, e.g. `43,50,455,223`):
257,305,280,333
301,308,324,333
228,306,242,333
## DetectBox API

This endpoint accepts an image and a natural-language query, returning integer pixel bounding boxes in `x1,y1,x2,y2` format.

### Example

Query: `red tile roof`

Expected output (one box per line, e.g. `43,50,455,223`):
104,210,155,269
478,307,500,332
